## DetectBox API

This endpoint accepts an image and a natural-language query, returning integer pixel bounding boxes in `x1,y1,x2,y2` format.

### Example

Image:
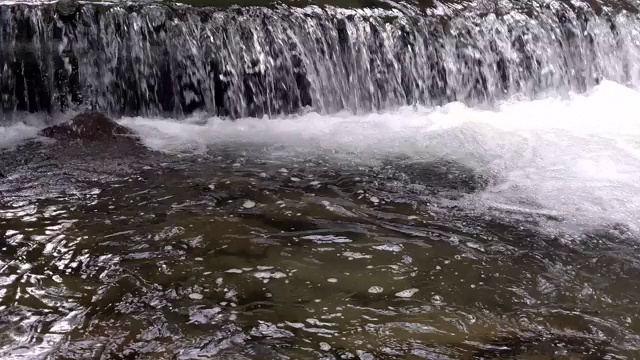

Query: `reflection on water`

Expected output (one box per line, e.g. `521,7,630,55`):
1,139,640,359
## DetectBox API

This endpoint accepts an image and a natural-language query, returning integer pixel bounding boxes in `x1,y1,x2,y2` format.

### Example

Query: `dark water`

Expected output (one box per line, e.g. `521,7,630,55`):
1,133,640,359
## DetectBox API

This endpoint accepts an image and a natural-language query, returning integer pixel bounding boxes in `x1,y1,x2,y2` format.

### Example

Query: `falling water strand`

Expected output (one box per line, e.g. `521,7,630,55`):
0,1,640,119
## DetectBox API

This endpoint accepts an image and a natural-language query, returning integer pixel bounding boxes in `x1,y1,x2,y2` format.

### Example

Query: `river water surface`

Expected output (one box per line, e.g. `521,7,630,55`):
1,80,640,359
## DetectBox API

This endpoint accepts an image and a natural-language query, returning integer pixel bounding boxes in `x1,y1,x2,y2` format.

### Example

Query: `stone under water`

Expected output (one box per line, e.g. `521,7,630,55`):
38,112,137,142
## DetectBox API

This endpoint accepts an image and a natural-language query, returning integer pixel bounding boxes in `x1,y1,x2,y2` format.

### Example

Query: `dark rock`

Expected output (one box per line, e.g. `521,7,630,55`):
56,0,79,18
38,112,137,142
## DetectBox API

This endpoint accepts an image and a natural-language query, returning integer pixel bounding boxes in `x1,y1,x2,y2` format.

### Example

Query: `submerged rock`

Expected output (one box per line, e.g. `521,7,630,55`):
39,112,137,142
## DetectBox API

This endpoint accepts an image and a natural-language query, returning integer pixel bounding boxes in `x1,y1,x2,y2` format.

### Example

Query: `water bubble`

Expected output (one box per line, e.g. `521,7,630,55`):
466,242,485,251
431,295,443,304
342,251,372,259
373,244,402,252
368,286,384,294
395,288,419,298
254,271,287,279
189,293,204,300
327,278,338,283
320,342,332,351
243,200,256,209
225,289,237,300
466,314,476,324
357,350,375,360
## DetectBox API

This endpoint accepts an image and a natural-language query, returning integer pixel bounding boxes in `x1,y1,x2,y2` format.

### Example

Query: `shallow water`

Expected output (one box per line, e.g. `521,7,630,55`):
2,81,640,359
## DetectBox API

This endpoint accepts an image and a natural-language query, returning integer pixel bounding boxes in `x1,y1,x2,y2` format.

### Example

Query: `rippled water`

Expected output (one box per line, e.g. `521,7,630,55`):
2,81,640,359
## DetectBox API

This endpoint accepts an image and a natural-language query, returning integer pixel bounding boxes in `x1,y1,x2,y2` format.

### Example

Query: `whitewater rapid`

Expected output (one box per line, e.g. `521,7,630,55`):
2,80,640,234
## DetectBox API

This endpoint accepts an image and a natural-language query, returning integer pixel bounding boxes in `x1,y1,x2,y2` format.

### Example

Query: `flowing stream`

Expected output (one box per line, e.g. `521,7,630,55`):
2,0,640,359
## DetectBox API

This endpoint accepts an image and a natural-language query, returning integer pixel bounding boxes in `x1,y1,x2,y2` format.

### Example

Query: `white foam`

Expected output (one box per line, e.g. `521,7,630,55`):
0,122,41,149
119,81,640,234
0,81,637,234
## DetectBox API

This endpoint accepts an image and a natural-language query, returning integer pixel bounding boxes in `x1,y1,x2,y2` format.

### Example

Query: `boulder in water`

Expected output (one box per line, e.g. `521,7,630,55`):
39,112,137,142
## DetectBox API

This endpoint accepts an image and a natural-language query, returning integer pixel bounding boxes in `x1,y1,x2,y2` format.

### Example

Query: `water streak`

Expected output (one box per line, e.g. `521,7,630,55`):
1,0,639,118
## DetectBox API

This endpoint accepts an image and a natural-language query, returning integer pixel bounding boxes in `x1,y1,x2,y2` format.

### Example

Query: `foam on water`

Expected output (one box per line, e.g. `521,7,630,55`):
0,122,41,149
118,80,640,233
0,81,638,233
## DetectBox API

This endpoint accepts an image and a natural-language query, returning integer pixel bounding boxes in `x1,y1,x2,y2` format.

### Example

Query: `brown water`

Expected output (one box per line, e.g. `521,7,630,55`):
1,138,640,359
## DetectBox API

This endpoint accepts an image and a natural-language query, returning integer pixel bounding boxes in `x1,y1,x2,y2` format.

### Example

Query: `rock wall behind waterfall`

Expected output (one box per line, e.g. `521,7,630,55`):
0,0,639,120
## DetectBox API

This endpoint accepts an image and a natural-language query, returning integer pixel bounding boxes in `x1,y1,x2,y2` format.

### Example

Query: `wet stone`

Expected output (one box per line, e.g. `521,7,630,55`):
38,112,137,142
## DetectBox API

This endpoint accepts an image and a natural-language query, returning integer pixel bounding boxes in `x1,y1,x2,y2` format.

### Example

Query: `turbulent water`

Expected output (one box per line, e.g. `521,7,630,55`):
2,0,640,359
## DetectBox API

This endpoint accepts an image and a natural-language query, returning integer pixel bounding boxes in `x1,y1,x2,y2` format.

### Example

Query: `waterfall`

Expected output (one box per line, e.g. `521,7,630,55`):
0,0,639,120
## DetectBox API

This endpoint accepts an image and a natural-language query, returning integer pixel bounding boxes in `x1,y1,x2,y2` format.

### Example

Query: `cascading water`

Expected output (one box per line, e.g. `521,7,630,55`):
1,0,639,119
